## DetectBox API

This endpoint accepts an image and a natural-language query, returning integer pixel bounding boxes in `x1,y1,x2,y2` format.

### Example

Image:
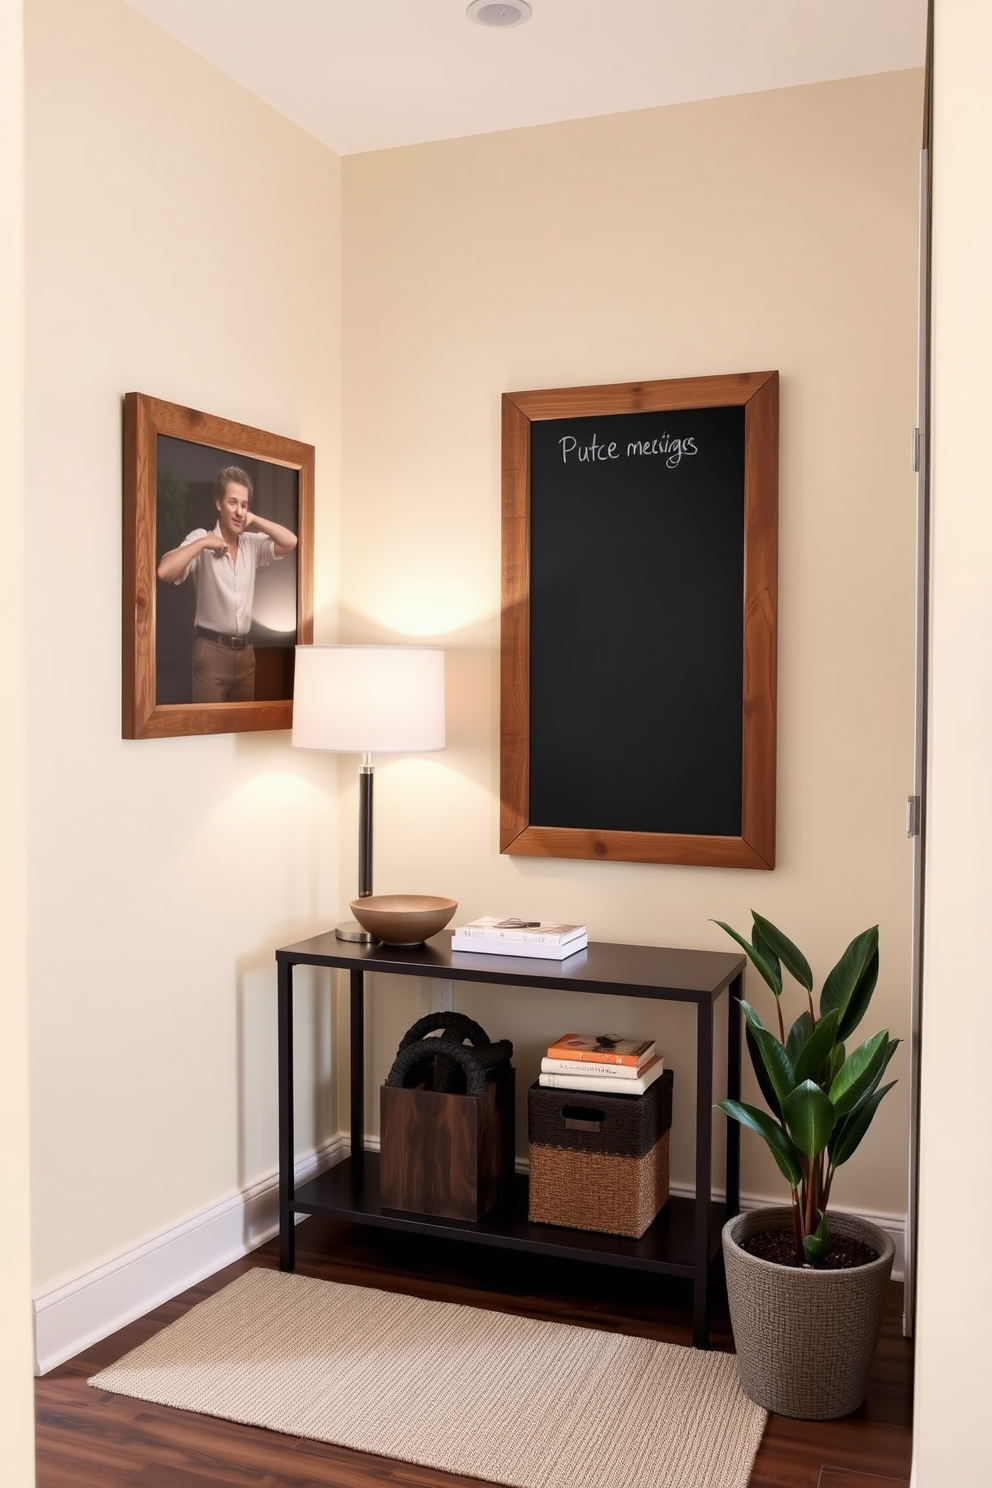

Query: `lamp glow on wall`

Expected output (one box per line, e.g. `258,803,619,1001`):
292,645,446,941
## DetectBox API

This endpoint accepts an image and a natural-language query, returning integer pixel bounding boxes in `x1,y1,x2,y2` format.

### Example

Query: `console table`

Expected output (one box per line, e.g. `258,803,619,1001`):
276,933,744,1348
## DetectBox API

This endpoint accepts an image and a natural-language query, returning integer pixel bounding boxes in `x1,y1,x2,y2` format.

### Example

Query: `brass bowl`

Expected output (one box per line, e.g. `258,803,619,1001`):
349,894,458,945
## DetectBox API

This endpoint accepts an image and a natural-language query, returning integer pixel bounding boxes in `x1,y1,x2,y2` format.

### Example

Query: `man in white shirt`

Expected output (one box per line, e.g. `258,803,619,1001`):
156,465,298,702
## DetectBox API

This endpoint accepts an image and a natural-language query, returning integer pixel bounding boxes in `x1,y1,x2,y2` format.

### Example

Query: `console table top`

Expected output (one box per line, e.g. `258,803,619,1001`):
276,932,745,1004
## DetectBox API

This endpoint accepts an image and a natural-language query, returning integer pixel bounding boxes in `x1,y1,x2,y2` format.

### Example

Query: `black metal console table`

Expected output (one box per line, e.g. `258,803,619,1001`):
276,933,744,1347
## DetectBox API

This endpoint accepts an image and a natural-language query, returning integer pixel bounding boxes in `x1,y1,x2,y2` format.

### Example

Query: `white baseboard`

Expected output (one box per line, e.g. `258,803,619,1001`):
34,1137,906,1375
32,1135,347,1376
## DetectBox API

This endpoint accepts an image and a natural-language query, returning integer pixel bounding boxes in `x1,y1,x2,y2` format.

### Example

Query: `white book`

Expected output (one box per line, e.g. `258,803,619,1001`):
451,933,588,961
540,1055,658,1080
538,1054,665,1096
453,916,587,946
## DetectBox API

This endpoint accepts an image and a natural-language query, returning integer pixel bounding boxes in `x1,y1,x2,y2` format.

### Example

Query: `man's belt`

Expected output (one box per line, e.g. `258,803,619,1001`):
195,627,251,650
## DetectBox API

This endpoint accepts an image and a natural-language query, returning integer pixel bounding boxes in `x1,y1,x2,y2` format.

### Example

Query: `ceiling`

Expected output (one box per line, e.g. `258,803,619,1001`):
122,0,926,157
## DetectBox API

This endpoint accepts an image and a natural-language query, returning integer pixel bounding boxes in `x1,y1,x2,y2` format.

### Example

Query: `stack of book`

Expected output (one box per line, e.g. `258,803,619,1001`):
539,1033,664,1095
451,917,588,960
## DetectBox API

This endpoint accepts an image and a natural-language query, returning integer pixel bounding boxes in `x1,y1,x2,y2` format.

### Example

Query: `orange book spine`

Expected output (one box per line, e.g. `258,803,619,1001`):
545,1037,652,1067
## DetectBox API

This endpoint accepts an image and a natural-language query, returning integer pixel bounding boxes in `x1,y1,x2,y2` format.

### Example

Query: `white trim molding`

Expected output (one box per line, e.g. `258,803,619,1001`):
32,1136,347,1376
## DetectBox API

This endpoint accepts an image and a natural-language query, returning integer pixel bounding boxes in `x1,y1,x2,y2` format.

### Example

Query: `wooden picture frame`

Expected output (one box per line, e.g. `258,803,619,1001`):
500,371,778,869
123,392,315,740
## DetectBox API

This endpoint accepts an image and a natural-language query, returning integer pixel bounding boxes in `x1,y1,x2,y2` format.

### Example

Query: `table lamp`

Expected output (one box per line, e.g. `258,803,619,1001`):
292,644,446,941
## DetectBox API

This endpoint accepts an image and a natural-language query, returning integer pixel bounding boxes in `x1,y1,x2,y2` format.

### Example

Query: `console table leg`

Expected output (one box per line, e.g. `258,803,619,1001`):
726,971,742,1217
278,959,295,1271
350,969,365,1174
693,996,714,1348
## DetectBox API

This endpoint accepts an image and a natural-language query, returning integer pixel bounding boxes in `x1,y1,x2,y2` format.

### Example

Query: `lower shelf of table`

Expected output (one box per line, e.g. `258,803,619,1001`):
290,1155,727,1277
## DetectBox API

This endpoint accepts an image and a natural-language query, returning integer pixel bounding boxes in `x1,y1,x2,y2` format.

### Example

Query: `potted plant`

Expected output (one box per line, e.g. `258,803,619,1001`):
713,911,899,1419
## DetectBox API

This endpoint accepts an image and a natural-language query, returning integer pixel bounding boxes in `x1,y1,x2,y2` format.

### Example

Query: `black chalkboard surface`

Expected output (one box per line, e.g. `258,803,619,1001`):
500,373,778,870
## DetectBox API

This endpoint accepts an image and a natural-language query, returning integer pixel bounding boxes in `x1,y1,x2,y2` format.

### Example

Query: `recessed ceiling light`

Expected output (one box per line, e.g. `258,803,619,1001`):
466,1,533,28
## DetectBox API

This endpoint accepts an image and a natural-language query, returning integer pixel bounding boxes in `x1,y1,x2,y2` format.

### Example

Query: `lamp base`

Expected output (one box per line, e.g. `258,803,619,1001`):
335,919,376,944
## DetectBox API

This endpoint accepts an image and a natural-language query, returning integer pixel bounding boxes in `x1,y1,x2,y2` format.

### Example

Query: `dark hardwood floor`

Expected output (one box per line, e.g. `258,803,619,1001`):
35,1215,913,1487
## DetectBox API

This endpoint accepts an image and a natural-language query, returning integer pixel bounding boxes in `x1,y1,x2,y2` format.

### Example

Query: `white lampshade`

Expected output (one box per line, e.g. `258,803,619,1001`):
292,645,445,754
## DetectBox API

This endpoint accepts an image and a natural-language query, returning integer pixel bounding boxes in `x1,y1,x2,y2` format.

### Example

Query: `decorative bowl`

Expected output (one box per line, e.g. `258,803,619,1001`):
349,894,458,945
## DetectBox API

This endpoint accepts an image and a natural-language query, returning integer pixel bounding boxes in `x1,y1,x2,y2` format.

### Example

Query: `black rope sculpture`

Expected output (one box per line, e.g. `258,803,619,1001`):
384,1011,513,1096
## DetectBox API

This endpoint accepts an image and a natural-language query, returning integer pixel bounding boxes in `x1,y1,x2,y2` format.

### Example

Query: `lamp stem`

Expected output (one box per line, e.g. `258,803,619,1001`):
358,753,373,899
335,752,376,941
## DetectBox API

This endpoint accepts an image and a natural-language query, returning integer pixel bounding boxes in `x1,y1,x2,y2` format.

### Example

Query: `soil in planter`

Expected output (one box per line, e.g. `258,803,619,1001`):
743,1227,880,1269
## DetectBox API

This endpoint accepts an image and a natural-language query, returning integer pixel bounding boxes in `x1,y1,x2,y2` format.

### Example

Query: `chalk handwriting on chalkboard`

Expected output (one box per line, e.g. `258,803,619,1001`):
559,432,699,469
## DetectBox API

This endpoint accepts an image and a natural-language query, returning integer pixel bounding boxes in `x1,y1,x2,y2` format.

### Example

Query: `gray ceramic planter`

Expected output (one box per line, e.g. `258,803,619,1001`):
722,1206,895,1419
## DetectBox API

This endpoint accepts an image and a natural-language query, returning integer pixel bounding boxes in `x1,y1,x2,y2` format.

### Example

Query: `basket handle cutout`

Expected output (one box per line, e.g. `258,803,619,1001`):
562,1104,605,1132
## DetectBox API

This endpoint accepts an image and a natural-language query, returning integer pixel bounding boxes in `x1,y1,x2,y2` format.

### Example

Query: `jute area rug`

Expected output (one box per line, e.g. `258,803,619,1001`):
89,1268,766,1488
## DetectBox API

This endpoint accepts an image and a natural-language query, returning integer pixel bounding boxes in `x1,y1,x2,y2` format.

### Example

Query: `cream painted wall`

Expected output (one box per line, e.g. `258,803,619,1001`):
340,72,923,1218
25,0,342,1290
914,4,992,1484
1,0,36,1473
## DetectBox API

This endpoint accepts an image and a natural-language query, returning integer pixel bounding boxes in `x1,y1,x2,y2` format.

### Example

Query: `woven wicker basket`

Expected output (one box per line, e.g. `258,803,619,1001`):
527,1071,673,1239
529,1130,670,1238
722,1206,895,1419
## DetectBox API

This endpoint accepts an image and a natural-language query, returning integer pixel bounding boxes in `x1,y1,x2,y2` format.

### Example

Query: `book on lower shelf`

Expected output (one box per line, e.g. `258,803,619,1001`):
453,917,587,946
538,1054,665,1096
546,1033,656,1067
540,1055,654,1080
451,932,588,960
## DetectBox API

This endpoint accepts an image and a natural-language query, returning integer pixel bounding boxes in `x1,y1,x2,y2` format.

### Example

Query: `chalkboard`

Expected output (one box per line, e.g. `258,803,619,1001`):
500,373,778,869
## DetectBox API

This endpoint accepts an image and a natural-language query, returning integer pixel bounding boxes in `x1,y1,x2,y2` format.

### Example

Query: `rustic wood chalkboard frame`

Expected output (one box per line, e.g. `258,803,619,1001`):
500,371,778,869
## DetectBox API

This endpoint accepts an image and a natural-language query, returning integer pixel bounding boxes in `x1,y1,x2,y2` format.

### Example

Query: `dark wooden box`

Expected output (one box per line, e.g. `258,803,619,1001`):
379,1066,515,1222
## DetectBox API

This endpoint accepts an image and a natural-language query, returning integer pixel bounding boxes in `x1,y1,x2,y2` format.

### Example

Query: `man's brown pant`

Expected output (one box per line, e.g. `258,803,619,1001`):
192,636,255,702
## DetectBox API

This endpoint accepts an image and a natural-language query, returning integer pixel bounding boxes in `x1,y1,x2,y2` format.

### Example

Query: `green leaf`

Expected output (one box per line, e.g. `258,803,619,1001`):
802,1211,832,1263
751,912,813,992
827,1042,846,1084
753,1029,798,1109
712,921,782,998
746,1024,783,1121
794,1008,841,1086
833,1041,899,1124
819,927,879,1039
716,1099,803,1186
829,1081,897,1168
739,1000,797,1108
751,921,782,995
738,998,767,1035
782,1080,836,1160
786,1012,812,1066
873,1037,901,1089
836,946,880,1042
828,1030,889,1117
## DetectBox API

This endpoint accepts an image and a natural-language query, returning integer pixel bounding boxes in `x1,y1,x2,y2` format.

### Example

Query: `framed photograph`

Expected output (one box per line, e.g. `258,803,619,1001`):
500,371,778,869
123,393,315,739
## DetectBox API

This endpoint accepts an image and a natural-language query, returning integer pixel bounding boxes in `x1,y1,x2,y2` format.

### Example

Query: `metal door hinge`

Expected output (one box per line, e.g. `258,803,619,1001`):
911,428,921,473
907,795,921,838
